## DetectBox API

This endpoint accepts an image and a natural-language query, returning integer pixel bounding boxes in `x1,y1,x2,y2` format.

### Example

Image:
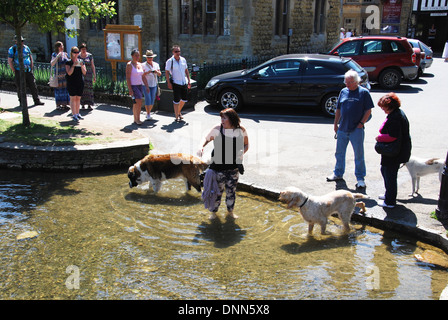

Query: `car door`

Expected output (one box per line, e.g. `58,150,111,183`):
244,60,301,105
300,60,345,106
353,40,391,79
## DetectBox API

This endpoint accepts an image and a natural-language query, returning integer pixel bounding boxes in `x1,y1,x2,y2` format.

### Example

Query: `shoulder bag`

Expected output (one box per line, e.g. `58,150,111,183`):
375,137,401,157
48,61,58,88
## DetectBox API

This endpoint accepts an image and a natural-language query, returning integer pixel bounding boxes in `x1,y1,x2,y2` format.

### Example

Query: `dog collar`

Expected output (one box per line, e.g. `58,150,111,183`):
299,196,308,208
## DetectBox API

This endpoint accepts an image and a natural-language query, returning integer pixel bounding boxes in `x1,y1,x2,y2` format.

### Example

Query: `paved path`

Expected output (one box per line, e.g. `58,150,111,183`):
1,59,448,250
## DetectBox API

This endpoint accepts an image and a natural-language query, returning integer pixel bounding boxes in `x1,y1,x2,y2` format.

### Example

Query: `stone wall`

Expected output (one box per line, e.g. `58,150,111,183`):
1,0,343,67
0,139,149,172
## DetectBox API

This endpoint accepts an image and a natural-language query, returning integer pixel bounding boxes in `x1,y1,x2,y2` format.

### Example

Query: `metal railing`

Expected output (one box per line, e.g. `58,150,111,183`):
0,55,275,93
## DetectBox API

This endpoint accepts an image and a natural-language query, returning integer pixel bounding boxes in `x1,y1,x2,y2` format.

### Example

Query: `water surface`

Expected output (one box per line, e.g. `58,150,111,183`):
0,169,446,299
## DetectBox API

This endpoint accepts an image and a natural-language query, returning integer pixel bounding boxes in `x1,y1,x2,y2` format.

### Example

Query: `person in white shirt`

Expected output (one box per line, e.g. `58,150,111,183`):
142,50,161,120
340,28,346,41
165,45,191,122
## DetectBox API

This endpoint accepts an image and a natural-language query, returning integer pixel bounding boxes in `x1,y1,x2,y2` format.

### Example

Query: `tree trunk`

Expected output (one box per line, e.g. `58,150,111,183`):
15,27,31,127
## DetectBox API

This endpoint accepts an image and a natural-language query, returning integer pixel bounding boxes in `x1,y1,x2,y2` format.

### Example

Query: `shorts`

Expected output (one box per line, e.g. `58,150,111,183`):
172,83,188,104
131,85,144,100
144,86,158,106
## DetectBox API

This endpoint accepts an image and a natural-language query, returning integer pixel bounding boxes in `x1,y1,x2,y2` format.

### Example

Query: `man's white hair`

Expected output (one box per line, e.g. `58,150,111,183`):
344,69,361,84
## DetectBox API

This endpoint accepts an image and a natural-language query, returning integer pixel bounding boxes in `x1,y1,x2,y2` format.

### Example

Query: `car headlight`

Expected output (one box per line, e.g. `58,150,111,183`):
206,79,220,88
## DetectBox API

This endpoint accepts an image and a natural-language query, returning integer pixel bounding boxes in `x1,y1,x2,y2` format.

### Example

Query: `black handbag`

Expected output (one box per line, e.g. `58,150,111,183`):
375,139,401,157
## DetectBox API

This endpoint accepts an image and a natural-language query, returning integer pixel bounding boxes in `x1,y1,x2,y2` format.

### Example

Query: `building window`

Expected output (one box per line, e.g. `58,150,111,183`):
314,0,327,34
193,0,203,34
180,0,230,36
361,18,372,35
275,0,289,36
181,0,190,34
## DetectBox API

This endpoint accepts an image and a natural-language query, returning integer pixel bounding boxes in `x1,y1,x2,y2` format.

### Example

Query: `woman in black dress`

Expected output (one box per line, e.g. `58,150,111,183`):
66,46,86,122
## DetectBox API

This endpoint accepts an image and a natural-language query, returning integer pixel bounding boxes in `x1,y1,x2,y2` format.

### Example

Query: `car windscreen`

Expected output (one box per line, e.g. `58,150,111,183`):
329,40,344,53
344,60,363,73
242,59,275,75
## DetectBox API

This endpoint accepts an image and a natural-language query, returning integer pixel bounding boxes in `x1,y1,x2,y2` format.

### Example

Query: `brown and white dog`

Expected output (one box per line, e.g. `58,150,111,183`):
404,156,445,196
128,153,208,193
279,187,368,235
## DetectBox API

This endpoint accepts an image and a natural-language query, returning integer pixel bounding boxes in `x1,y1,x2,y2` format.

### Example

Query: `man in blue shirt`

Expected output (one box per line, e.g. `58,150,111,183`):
327,70,374,188
8,35,44,106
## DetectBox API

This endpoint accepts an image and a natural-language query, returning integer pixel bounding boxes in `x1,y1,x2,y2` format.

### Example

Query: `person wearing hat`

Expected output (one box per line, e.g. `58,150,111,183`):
8,35,44,106
142,50,161,120
340,28,346,41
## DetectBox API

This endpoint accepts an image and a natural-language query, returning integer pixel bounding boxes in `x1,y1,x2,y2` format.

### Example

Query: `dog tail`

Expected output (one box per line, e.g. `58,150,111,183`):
352,193,370,200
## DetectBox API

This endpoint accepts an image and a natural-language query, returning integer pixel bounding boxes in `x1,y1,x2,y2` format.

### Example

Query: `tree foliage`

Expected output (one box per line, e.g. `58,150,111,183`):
0,0,116,126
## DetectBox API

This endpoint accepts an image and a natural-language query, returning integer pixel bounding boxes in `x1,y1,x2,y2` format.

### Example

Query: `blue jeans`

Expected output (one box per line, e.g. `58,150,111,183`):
333,128,366,181
144,85,157,106
381,164,400,205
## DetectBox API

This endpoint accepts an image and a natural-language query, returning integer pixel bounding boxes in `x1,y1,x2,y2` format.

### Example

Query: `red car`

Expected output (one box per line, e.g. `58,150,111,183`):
328,36,418,89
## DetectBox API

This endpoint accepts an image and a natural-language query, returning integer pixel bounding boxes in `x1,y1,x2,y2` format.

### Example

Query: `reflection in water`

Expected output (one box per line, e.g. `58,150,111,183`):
0,169,447,299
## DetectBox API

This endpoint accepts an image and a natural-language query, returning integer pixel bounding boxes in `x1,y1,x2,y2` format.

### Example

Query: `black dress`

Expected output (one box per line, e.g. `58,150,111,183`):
65,60,84,96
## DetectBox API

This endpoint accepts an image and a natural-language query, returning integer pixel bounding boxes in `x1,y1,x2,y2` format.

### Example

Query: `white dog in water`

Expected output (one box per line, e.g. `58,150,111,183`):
404,156,445,196
279,187,368,235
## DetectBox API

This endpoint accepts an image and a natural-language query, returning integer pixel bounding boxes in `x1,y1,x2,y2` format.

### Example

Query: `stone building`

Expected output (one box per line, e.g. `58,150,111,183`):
409,0,448,52
1,0,342,69
341,0,412,38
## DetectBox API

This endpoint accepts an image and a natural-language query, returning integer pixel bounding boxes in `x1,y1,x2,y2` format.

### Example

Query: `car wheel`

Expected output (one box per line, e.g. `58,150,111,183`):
379,69,401,89
218,89,242,110
321,93,338,117
407,68,421,81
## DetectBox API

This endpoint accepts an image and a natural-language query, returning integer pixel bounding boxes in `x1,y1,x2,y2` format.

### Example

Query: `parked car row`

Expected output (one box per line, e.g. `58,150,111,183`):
205,36,433,117
205,54,370,117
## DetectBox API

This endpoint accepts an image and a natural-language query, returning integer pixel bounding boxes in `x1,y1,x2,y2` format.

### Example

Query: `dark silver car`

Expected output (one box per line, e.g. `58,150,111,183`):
408,39,433,74
205,54,370,117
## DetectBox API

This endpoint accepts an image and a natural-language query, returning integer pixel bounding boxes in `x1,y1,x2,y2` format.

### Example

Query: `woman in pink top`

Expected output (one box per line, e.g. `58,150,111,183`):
126,49,148,125
376,93,411,208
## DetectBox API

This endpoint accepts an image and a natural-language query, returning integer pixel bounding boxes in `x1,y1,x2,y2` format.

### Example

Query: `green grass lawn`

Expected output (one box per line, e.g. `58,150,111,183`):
0,111,111,146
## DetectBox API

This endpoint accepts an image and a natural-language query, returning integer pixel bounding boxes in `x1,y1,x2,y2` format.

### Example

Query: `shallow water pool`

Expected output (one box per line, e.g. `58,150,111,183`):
0,169,446,299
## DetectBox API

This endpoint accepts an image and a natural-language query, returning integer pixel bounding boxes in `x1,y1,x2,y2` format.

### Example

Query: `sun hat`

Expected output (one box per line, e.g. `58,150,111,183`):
143,50,157,58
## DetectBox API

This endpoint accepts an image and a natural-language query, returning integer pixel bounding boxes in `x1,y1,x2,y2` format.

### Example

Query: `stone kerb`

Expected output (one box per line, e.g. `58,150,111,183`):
0,138,149,172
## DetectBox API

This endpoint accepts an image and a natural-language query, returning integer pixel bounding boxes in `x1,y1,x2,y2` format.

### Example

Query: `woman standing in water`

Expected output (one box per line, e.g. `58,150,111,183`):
199,108,249,220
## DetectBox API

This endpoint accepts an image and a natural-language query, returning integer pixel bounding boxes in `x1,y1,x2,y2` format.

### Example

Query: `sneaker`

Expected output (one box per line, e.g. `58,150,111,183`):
326,173,343,181
146,114,152,121
34,101,44,106
378,194,386,200
378,201,395,209
72,115,79,122
356,180,366,188
77,114,83,120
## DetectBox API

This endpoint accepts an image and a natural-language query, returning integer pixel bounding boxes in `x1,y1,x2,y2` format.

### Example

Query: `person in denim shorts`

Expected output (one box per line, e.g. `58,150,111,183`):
126,49,149,125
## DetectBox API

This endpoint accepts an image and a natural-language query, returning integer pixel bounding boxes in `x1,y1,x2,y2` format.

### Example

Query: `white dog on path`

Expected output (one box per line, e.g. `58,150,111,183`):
404,156,445,196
